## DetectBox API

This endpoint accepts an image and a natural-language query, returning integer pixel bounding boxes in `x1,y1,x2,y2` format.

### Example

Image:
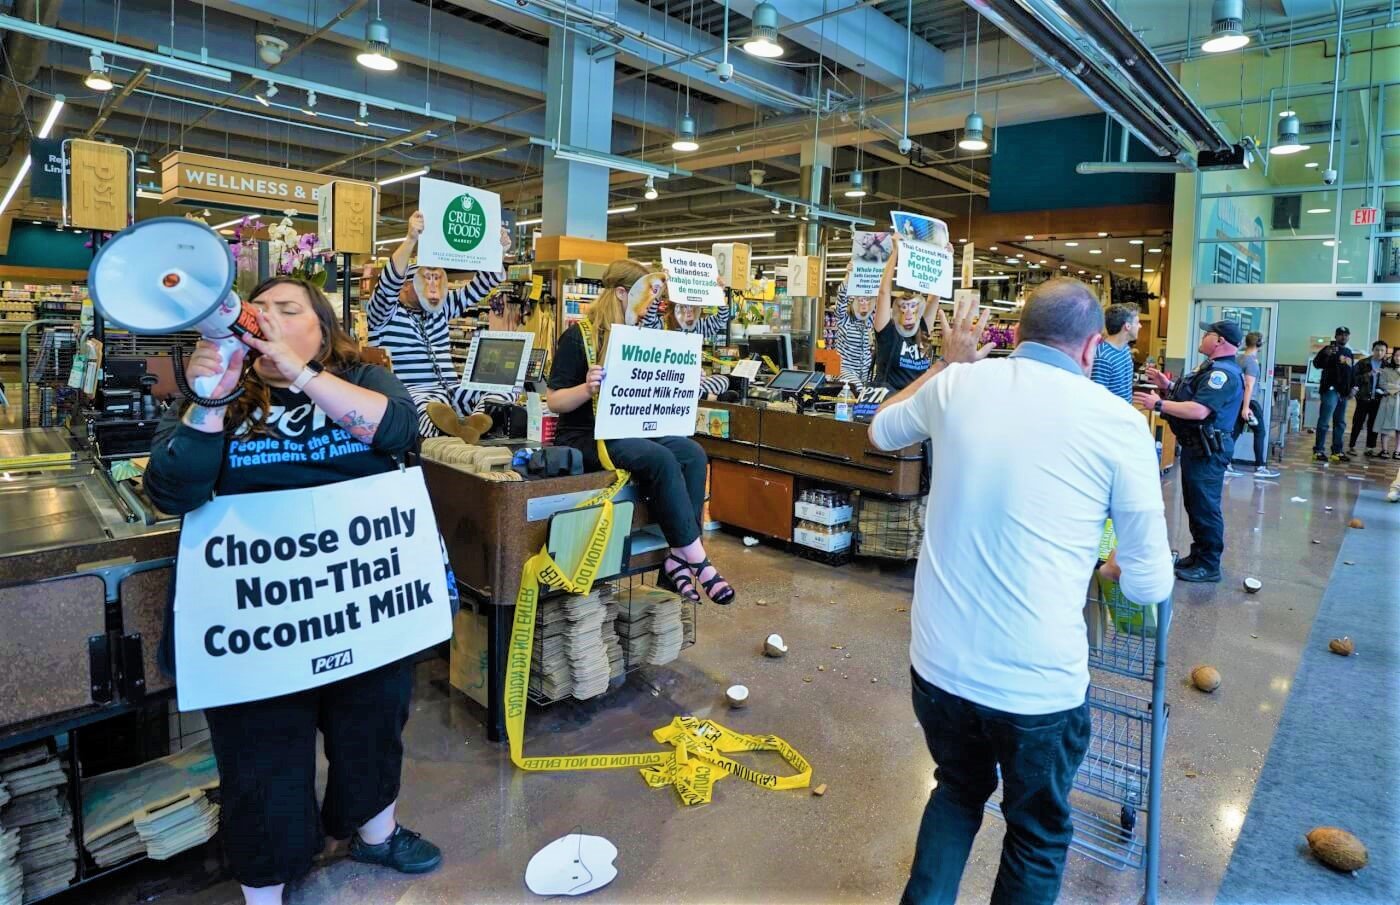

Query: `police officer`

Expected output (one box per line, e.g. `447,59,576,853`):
1133,320,1245,583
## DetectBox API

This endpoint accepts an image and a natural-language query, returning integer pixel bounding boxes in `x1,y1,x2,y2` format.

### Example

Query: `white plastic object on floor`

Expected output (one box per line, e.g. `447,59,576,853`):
525,834,618,896
743,536,760,547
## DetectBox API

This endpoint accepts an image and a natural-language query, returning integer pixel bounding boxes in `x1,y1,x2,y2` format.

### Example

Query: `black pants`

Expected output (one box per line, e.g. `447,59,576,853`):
1231,400,1267,466
902,671,1091,905
1350,396,1381,450
204,657,415,888
1179,443,1231,571
561,432,707,548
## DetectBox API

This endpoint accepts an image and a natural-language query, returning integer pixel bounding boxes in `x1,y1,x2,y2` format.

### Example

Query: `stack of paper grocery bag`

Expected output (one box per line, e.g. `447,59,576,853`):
81,740,220,869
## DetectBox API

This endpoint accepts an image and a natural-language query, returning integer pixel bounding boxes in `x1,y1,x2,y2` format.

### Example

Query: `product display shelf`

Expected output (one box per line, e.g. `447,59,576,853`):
983,576,1172,903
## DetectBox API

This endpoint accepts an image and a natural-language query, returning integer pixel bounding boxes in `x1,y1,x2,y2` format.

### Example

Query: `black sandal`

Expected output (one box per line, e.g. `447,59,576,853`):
661,554,700,603
689,558,736,606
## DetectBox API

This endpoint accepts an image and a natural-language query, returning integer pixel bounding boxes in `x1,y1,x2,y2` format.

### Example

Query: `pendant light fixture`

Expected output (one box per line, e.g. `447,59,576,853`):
742,3,784,59
1270,27,1307,155
84,52,113,92
959,16,988,152
672,114,699,152
357,2,398,71
355,102,370,127
844,168,867,198
643,176,659,200
134,151,155,174
1201,0,1250,54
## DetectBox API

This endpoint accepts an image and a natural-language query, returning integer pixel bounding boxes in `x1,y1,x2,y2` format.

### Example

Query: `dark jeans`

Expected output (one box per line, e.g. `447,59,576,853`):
1314,389,1348,454
561,432,707,548
1231,400,1267,466
903,671,1091,905
204,657,415,888
1350,396,1381,450
1180,443,1231,571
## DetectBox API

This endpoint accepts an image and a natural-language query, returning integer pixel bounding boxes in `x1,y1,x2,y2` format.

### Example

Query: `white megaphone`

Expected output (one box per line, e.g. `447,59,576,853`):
89,217,261,403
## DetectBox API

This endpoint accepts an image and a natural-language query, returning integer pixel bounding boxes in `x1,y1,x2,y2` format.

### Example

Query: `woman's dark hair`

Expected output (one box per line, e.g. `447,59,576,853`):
214,277,362,436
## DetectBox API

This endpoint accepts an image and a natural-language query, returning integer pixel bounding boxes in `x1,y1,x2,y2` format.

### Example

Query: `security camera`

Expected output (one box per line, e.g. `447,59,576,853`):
1321,168,1338,186
716,62,734,83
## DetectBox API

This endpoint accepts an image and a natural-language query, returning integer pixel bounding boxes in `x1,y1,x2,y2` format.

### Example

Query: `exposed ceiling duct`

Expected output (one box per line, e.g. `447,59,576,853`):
963,0,1235,166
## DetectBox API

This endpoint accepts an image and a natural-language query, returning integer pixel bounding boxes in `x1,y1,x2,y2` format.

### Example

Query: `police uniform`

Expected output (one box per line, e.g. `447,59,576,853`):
1163,323,1245,580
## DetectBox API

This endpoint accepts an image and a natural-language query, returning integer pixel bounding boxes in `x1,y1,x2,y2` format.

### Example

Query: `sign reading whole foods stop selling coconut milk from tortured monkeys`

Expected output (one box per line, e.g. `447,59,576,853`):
594,325,703,440
416,175,504,271
173,469,451,710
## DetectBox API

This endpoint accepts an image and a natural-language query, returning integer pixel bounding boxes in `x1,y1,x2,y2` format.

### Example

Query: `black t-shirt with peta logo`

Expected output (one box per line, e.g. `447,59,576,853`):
873,321,932,391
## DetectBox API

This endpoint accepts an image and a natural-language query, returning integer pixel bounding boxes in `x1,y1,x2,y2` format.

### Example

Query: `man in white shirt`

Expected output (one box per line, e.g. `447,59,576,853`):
869,279,1174,905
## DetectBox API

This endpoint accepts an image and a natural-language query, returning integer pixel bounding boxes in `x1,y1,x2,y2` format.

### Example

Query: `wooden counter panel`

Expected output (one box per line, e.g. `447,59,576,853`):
709,461,793,540
0,575,107,730
713,401,761,444
759,447,923,497
695,435,760,465
758,409,922,470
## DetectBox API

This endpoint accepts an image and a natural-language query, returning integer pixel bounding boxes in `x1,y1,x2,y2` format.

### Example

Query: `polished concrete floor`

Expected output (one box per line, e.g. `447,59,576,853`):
76,446,1399,905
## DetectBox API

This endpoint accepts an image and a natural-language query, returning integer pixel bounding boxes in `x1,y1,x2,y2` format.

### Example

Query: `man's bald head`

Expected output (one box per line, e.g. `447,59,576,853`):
1018,279,1105,355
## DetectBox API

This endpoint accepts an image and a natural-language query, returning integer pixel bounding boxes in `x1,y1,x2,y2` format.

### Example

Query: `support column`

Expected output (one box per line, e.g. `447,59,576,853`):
542,19,616,241
797,139,832,256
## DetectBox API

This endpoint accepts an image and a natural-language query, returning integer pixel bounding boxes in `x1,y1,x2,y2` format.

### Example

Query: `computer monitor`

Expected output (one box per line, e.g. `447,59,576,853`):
460,330,534,395
767,369,815,392
747,332,793,371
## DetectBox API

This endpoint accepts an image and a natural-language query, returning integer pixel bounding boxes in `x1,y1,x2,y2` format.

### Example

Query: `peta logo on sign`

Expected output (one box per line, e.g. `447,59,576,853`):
643,421,658,431
311,649,354,675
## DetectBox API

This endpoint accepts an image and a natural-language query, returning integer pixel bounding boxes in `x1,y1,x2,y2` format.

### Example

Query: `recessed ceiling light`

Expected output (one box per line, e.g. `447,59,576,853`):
1144,268,1155,273
1114,257,1127,263
1059,264,1068,269
1322,239,1337,246
1089,249,1102,254
1129,239,1144,245
958,238,967,243
1307,208,1331,214
1097,231,1108,237
1337,259,1350,264
1039,259,1047,264
989,245,998,251
1077,269,1085,274
1131,263,1142,269
1305,161,1319,168
1025,234,1034,240
1065,241,1079,247
1148,247,1162,253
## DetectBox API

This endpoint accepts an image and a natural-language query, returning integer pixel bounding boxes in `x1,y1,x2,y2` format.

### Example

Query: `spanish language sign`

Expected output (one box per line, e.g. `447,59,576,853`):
848,231,892,296
417,175,503,271
661,247,725,307
896,238,954,298
594,324,703,439
173,469,451,711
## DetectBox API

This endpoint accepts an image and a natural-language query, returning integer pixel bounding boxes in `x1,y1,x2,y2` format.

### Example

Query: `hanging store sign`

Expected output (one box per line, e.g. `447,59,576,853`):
173,468,451,711
28,139,68,201
711,242,750,291
594,324,702,440
66,140,131,231
417,176,504,271
159,151,368,217
661,247,724,307
896,238,954,298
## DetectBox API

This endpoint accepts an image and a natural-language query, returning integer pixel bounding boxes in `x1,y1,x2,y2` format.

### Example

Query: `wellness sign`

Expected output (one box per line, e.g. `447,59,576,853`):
417,176,504,271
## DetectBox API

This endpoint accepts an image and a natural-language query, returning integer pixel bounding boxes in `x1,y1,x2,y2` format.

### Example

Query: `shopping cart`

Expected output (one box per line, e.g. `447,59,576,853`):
985,568,1172,905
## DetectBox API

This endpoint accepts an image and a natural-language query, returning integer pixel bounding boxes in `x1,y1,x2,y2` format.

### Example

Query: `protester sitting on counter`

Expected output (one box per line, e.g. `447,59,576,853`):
367,209,510,438
872,235,939,391
833,262,876,389
144,278,441,905
547,259,737,606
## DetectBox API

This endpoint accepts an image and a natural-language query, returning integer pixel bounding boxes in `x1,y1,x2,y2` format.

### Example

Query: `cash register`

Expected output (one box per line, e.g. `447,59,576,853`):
461,330,534,441
747,368,821,402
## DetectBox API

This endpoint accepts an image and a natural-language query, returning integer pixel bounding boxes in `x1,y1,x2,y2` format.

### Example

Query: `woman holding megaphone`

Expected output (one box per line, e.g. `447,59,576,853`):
145,277,441,905
546,260,736,606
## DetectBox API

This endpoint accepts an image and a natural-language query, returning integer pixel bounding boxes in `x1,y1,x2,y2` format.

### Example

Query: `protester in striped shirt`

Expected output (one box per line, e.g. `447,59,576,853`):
1089,303,1140,403
642,280,732,397
367,210,508,437
832,272,875,389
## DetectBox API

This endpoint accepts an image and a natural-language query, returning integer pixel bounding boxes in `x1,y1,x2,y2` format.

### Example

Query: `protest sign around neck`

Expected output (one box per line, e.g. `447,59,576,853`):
594,325,703,440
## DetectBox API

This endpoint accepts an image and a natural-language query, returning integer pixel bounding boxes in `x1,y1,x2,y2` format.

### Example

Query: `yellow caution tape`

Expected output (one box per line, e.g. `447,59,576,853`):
504,319,812,806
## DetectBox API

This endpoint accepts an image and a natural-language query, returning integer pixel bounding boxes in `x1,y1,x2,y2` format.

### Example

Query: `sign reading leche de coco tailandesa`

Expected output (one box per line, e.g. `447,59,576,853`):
416,176,504,271
159,151,370,217
594,325,703,440
661,247,725,307
172,468,451,711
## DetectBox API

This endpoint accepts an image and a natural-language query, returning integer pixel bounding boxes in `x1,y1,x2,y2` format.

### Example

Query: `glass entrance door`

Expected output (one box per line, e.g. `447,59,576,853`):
1193,303,1279,463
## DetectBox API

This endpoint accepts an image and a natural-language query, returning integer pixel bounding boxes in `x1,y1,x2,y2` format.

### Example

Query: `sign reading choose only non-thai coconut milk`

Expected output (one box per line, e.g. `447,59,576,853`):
416,176,504,271
594,325,703,440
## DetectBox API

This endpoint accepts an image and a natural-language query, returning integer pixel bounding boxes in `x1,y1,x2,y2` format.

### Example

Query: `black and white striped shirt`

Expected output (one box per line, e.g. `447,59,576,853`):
832,283,874,387
367,260,504,388
640,299,732,342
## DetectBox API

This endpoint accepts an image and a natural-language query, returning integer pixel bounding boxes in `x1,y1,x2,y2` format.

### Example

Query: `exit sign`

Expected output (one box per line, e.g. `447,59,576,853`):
1351,207,1378,226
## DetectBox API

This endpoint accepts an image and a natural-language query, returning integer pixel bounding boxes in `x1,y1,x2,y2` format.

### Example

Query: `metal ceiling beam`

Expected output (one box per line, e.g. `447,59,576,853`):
724,0,944,93
83,66,151,139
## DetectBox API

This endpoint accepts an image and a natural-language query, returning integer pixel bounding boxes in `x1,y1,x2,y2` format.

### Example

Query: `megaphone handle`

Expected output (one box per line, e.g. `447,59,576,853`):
191,335,244,400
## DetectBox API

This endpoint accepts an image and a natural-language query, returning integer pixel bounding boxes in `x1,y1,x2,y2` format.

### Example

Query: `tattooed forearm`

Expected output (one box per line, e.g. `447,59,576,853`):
183,404,227,433
337,409,379,443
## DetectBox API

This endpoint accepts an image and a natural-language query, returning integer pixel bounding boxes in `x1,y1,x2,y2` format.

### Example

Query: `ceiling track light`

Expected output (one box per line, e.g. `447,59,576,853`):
303,89,318,116
357,9,398,72
742,2,784,59
787,203,797,219
354,102,370,127
1270,114,1307,155
85,51,113,92
843,168,867,198
671,114,699,153
643,175,658,201
254,81,278,107
1202,0,1250,53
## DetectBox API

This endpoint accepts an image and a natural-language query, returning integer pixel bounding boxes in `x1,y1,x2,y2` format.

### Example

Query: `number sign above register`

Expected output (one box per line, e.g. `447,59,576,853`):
159,151,373,217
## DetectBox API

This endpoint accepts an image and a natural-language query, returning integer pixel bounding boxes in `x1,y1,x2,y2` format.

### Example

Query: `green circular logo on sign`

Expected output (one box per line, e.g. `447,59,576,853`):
442,193,487,253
